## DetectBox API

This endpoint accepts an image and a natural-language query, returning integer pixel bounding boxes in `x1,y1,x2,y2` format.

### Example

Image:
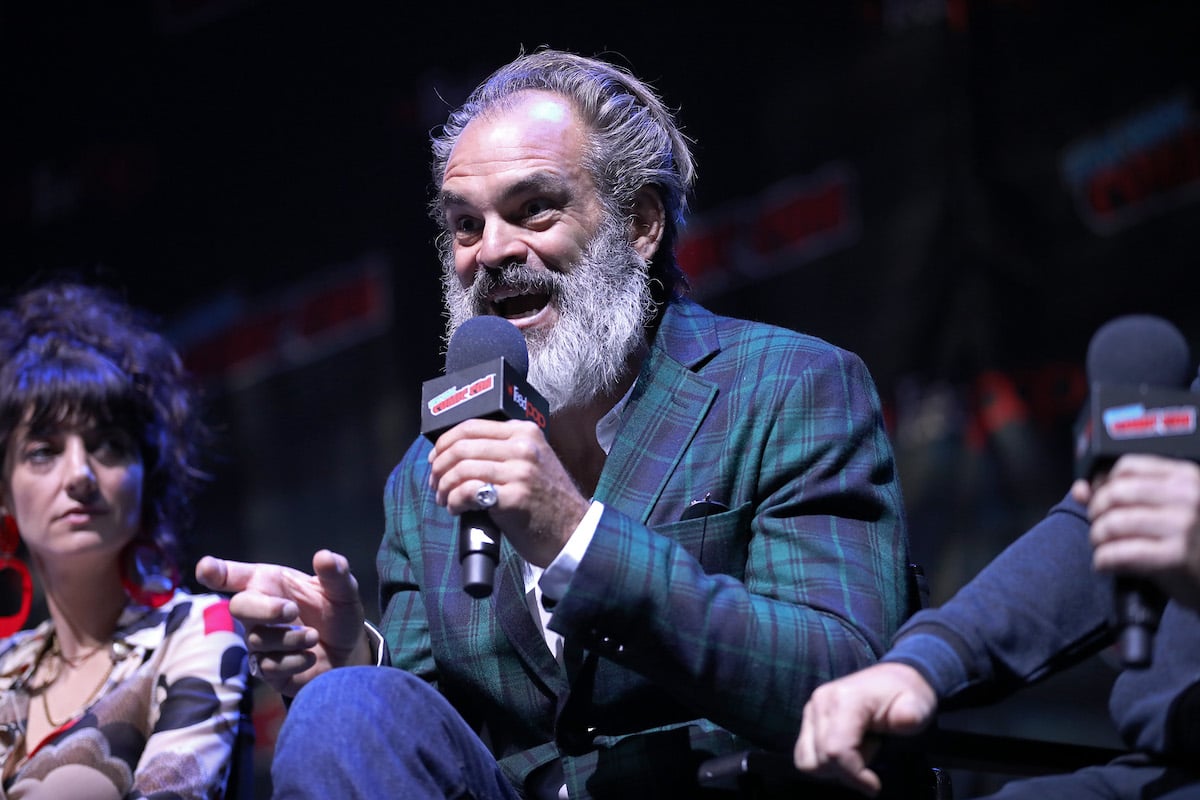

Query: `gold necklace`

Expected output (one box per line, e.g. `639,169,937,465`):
39,638,116,728
54,640,108,669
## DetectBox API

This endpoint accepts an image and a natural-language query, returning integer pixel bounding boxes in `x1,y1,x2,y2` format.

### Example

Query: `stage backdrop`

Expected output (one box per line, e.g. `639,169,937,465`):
4,3,1199,795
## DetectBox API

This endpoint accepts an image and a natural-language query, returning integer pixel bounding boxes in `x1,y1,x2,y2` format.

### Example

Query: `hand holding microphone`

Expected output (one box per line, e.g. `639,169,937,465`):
1075,314,1200,666
420,316,548,597
1076,455,1200,614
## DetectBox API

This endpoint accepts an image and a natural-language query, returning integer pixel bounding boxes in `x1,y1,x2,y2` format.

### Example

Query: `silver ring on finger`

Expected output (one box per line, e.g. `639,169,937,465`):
474,482,499,510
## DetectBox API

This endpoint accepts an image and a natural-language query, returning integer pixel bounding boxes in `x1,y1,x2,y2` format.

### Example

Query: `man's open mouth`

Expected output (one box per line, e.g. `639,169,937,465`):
492,291,551,320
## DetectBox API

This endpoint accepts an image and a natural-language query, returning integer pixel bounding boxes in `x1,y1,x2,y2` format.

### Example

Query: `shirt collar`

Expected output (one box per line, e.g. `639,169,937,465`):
595,378,637,456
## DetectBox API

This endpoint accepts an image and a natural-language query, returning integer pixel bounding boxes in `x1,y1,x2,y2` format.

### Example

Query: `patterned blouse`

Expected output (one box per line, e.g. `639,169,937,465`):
0,591,249,799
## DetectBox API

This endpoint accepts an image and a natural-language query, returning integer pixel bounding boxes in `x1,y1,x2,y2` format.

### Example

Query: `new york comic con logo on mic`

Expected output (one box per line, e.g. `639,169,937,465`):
426,371,547,430
428,373,496,416
1103,403,1197,440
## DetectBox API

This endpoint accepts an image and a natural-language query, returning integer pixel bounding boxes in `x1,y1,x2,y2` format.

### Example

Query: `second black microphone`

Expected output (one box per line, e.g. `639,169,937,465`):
1074,313,1199,667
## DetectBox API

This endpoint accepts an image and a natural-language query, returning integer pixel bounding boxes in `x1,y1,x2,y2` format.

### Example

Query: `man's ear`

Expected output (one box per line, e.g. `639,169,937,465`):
628,187,665,261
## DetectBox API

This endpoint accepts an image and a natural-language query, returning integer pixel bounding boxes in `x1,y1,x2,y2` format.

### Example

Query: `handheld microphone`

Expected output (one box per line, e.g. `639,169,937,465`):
1074,314,1199,667
419,316,549,598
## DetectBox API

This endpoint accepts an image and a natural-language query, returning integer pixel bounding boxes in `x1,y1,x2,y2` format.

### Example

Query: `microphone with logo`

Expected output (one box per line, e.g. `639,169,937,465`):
1074,313,1199,667
419,316,550,598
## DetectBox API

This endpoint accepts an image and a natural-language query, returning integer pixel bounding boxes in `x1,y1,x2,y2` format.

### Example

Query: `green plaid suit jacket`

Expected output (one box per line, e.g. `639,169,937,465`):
376,298,909,798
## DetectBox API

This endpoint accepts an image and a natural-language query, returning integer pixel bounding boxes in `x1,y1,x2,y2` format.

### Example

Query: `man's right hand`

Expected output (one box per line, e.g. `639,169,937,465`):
1074,454,1200,611
195,549,372,697
793,662,938,798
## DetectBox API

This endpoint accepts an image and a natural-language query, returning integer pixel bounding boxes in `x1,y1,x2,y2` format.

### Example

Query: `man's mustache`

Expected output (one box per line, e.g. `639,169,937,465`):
470,265,560,308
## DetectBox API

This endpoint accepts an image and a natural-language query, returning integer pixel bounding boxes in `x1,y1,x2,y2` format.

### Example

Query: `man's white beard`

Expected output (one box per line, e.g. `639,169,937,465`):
441,217,656,413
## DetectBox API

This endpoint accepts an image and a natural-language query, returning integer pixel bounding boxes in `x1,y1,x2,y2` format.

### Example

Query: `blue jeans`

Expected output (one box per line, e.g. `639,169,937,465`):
270,666,523,800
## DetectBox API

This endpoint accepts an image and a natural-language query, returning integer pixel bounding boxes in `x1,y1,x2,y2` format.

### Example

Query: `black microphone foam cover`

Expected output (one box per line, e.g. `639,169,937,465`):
422,315,546,442
446,315,529,377
1086,314,1192,388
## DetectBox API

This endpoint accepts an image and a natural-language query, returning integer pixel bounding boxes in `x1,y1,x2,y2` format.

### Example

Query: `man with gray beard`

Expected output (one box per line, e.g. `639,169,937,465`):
197,48,910,800
442,214,655,414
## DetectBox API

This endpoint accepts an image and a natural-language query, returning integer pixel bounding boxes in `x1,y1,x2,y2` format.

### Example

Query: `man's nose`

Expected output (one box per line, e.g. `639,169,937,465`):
476,219,528,271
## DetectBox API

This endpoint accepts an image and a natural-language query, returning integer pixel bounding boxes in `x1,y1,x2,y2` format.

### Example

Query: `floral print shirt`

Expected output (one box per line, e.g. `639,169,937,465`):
0,591,249,799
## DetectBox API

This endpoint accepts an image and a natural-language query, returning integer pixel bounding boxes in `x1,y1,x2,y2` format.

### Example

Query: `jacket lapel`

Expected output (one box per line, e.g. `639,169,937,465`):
494,545,569,695
595,300,720,523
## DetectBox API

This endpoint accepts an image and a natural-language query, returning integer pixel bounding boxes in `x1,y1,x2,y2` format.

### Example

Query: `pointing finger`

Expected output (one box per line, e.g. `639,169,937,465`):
195,556,244,593
312,550,361,604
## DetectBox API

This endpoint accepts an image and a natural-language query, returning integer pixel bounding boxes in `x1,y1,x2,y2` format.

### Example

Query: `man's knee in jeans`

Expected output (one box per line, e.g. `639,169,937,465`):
290,666,439,723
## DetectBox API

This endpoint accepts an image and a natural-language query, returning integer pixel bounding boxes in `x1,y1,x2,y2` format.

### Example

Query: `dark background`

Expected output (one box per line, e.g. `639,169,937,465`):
4,1,1199,794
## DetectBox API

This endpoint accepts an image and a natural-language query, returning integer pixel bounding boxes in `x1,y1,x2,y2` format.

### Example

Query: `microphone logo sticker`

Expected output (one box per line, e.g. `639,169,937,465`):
428,373,497,416
508,383,547,429
1103,403,1198,440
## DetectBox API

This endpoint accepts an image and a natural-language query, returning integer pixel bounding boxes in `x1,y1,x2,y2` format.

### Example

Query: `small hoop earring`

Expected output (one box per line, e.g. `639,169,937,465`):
0,515,33,637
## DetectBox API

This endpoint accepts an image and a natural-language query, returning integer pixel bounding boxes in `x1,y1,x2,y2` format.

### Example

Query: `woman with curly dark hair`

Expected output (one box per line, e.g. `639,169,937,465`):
0,279,250,799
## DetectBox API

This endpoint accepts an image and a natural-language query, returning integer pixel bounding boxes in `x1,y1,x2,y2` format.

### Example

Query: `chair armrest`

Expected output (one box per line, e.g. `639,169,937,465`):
696,728,1127,794
697,749,813,791
926,728,1126,775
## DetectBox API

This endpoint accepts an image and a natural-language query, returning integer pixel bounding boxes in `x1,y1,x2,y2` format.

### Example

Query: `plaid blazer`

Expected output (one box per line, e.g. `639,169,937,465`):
376,298,910,798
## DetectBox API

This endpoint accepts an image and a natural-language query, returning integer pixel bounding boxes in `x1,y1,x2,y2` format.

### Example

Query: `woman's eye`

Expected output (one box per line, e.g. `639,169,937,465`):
94,432,135,460
18,441,58,465
21,443,56,464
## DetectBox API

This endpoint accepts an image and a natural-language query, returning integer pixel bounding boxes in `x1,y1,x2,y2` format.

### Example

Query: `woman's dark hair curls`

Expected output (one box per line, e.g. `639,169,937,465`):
0,280,210,565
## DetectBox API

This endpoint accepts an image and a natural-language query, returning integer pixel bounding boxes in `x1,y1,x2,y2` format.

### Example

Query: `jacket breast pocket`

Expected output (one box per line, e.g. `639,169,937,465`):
653,501,753,579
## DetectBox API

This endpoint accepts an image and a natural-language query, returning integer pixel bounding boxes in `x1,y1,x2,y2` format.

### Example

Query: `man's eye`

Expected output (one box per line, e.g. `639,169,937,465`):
454,217,481,235
524,199,550,217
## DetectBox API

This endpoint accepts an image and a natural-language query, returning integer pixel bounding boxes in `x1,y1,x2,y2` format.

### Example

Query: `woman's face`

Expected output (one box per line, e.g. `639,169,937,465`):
1,414,143,563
